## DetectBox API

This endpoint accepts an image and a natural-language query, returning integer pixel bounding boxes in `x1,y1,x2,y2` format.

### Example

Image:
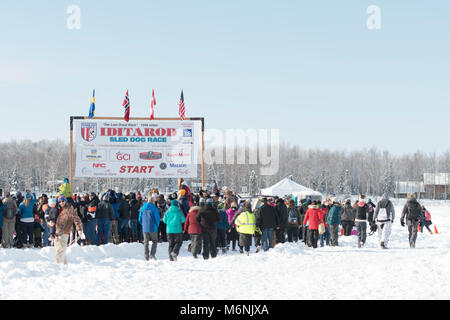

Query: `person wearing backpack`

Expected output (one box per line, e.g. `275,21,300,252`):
326,201,343,247
401,193,423,248
373,194,395,249
286,200,301,243
2,192,18,248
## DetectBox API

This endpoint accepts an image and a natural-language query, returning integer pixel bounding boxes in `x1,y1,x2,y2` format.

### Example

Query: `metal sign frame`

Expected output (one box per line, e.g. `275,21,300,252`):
70,116,205,189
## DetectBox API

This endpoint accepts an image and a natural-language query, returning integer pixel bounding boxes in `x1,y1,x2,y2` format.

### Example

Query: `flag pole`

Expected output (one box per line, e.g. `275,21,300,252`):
69,117,74,190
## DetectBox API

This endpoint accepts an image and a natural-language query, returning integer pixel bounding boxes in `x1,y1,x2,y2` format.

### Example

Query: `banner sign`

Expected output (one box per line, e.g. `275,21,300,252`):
73,119,201,178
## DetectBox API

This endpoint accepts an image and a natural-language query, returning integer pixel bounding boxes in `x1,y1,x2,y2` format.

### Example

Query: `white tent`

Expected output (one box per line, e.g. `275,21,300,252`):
260,177,317,197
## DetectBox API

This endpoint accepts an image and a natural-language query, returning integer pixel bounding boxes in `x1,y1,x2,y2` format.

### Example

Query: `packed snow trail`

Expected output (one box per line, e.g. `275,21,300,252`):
1,201,449,300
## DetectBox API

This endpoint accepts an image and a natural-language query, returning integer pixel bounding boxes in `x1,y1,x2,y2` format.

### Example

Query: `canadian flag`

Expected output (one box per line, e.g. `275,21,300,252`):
150,89,156,120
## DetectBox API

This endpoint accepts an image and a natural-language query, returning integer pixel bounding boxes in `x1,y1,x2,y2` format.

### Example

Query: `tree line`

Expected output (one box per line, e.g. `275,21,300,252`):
0,140,449,196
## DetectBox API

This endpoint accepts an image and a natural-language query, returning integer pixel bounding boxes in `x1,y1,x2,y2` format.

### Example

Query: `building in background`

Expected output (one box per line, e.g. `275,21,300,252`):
395,181,425,199
423,173,450,200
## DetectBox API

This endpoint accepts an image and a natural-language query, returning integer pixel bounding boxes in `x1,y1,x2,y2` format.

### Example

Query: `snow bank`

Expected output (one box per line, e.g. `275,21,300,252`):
1,204,449,300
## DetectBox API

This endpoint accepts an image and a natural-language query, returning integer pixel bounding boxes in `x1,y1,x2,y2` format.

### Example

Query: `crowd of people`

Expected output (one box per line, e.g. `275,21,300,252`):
0,177,434,264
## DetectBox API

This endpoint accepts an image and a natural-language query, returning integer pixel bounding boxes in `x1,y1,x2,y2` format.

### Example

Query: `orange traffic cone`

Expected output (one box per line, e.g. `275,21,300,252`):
434,225,438,234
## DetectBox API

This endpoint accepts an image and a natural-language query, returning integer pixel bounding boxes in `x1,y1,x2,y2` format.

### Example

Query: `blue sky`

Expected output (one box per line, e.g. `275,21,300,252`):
0,0,449,155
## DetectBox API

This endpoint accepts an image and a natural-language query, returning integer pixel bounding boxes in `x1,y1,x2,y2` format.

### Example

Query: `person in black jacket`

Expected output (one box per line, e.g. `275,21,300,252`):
128,192,141,242
275,198,288,244
117,193,131,243
156,194,168,242
95,193,115,245
256,198,279,252
196,198,221,259
354,195,369,248
400,193,423,248
85,193,99,245
77,194,90,244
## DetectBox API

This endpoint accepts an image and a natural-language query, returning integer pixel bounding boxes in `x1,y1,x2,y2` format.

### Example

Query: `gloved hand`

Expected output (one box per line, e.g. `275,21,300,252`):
80,232,86,240
400,220,405,227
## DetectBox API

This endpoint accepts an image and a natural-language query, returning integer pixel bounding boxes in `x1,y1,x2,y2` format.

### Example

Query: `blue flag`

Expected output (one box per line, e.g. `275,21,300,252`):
89,90,95,118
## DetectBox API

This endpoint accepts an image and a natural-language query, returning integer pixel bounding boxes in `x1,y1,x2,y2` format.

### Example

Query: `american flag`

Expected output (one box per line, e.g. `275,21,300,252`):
179,90,185,120
123,90,130,122
150,89,156,120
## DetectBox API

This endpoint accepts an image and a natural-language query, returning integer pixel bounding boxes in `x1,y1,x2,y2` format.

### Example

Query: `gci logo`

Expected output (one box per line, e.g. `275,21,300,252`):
116,152,131,161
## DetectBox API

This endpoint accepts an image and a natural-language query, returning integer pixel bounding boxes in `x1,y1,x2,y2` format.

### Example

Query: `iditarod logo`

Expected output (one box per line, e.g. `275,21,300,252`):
81,123,97,142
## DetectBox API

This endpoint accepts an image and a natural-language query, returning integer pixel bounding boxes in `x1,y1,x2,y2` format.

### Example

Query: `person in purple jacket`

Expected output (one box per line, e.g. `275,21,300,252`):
226,202,239,251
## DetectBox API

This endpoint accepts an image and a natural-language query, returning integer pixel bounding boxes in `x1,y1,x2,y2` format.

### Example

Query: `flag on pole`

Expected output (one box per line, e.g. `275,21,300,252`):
150,89,156,120
88,89,95,118
178,90,185,120
123,90,130,122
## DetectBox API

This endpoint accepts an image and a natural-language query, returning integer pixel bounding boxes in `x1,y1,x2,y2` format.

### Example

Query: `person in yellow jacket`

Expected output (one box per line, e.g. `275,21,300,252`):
235,202,256,256
58,178,73,198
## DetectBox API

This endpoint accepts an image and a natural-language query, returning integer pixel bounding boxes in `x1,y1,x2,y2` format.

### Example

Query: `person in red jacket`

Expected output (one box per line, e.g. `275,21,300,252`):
303,201,324,248
183,206,202,258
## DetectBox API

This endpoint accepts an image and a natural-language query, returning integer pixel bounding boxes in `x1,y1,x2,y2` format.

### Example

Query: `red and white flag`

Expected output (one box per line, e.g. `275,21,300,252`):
123,90,130,122
150,89,156,120
179,90,185,120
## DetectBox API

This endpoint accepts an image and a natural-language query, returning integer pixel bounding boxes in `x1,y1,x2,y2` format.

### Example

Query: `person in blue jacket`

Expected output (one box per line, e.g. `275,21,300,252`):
216,202,230,254
138,194,160,261
18,191,37,248
326,201,343,247
109,190,120,244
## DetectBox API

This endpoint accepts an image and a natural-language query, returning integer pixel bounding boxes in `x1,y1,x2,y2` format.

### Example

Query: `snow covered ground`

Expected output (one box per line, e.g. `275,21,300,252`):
1,200,449,300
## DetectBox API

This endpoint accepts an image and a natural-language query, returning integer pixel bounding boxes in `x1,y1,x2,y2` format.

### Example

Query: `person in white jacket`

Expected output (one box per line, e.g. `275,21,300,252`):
373,194,395,249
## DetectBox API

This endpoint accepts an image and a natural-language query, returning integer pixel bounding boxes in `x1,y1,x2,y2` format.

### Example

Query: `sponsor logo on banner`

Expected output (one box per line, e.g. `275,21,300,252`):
169,163,187,168
160,162,167,170
177,169,190,175
183,129,192,137
110,150,134,161
92,163,107,168
167,152,190,158
81,167,93,175
139,151,163,160
81,123,97,142
82,148,106,161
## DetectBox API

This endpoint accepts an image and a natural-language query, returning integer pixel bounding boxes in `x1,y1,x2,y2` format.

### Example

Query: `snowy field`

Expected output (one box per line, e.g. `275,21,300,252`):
1,200,449,300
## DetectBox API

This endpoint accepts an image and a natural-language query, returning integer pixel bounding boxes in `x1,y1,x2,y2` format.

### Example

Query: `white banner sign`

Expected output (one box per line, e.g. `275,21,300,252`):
73,119,202,178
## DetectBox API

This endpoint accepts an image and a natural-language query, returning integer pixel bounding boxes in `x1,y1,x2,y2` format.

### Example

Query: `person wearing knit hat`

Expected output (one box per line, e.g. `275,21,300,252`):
58,195,68,204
